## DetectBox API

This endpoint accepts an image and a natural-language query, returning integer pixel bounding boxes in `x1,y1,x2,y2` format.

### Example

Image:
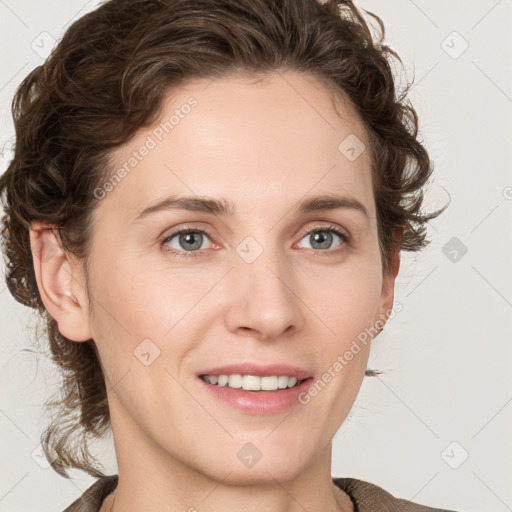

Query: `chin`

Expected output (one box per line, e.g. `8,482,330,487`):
187,436,315,486
204,460,306,487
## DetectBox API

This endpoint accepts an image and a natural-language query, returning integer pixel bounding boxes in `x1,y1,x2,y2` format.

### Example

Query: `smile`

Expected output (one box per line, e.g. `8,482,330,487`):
200,374,305,391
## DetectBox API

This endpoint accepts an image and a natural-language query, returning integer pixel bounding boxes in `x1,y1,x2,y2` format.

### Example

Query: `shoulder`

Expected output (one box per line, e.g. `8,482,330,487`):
63,475,118,512
333,477,461,512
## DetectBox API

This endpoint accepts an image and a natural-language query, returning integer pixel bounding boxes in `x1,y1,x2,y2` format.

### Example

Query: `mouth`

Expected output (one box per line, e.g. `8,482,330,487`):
199,374,308,391
195,364,314,414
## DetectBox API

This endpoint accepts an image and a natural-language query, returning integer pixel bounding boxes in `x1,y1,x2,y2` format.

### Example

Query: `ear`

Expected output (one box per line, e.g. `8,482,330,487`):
376,227,404,329
29,221,93,342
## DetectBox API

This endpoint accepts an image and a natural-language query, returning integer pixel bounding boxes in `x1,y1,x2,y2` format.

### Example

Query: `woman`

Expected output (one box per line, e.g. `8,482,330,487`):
0,0,455,510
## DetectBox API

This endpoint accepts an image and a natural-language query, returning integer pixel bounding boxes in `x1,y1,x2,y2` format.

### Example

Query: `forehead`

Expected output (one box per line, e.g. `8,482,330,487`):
98,70,374,223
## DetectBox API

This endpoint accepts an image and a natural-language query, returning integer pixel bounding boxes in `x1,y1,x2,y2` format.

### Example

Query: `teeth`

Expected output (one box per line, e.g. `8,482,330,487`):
201,374,301,391
228,374,242,388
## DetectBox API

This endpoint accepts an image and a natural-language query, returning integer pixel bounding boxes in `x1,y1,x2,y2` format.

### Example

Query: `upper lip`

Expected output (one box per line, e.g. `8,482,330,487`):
197,363,313,381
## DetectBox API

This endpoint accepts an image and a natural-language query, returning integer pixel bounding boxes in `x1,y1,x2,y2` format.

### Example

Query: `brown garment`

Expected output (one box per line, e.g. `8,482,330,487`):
63,475,460,512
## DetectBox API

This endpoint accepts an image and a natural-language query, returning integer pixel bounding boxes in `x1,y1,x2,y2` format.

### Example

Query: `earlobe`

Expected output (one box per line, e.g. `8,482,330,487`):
29,221,92,342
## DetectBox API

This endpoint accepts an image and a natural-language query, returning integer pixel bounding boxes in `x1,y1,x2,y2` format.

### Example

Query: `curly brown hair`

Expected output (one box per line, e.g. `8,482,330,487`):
0,0,447,478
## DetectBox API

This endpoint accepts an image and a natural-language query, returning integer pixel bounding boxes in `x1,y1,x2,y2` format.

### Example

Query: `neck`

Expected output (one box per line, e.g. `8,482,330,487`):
106,476,353,512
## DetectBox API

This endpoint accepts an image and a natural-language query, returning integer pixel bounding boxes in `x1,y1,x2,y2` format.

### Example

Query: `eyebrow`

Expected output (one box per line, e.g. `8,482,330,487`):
133,194,369,223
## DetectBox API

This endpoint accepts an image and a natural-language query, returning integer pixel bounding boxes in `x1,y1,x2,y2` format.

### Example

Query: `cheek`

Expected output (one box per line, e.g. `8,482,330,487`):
88,261,220,369
301,261,383,342
94,259,383,357
91,256,193,332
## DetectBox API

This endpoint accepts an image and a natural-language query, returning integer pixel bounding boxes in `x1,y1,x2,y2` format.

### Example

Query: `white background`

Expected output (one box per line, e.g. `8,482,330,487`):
1,1,511,511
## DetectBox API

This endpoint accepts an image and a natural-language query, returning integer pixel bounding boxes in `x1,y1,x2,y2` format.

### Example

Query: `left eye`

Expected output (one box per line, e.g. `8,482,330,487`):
296,228,348,251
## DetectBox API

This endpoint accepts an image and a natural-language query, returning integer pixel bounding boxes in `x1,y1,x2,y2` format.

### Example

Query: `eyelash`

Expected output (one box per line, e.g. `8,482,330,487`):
159,223,350,259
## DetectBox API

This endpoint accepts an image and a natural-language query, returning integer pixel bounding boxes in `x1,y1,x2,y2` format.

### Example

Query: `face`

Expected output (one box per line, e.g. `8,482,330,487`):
45,70,399,484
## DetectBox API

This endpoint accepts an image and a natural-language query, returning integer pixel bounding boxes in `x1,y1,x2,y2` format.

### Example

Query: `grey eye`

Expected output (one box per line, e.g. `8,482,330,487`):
297,229,344,251
165,231,212,252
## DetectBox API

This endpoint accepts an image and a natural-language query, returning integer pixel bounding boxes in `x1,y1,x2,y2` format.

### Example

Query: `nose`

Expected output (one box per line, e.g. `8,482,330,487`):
224,249,304,341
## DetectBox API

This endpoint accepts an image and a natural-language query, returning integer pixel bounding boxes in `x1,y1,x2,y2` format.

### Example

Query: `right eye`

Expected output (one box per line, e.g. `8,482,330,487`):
160,227,215,258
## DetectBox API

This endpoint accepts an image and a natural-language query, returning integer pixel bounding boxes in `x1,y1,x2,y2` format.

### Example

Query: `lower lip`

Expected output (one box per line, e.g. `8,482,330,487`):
197,377,314,414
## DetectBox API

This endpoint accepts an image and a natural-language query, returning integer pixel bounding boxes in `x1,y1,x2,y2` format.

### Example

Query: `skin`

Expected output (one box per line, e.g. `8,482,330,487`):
30,70,400,512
